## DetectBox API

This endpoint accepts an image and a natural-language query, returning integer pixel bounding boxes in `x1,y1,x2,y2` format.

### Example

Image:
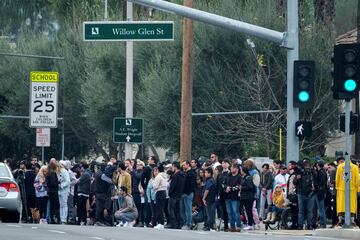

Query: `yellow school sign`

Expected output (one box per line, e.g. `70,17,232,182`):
30,71,59,83
30,71,59,128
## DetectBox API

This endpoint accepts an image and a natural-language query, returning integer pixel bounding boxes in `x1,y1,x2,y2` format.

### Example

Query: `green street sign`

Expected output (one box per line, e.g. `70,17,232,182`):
113,118,144,143
83,21,174,41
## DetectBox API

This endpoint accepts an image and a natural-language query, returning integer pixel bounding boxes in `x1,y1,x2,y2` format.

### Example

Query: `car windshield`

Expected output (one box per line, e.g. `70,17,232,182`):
0,165,10,178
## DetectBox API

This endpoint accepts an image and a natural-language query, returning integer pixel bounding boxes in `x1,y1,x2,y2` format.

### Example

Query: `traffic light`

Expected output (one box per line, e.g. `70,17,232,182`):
293,60,315,108
340,111,359,134
332,44,360,100
295,120,312,139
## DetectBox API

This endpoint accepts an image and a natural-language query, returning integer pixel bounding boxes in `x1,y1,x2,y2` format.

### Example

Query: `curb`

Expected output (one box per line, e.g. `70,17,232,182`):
314,229,360,239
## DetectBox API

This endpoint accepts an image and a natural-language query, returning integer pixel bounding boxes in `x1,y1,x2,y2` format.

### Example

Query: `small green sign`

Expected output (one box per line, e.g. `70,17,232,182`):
83,21,174,41
113,118,144,143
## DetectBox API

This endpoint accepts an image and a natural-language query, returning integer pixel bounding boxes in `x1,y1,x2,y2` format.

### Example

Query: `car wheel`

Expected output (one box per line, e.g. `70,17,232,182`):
2,211,20,223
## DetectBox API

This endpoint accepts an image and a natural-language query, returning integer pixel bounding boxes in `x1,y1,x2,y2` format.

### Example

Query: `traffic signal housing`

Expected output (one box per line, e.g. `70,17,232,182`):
295,120,312,139
332,44,360,100
293,60,315,108
340,111,359,135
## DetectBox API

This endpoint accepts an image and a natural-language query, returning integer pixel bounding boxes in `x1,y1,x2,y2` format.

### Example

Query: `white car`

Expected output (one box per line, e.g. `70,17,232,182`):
0,162,22,222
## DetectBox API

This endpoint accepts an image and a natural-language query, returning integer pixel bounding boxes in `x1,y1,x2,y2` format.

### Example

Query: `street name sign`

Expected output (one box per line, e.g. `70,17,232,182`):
36,128,51,147
30,71,58,128
113,118,144,143
83,21,174,41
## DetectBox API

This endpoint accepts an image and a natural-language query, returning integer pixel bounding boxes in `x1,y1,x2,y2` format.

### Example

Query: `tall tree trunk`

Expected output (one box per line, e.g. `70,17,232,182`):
314,0,335,32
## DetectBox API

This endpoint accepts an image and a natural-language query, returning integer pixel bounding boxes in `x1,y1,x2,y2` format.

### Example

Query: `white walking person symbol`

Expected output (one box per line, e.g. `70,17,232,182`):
297,124,304,135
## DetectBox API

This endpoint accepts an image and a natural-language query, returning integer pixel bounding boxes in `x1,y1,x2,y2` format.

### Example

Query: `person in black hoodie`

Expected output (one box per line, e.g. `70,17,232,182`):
166,161,185,229
23,161,36,223
225,163,242,232
314,160,328,228
94,163,111,226
217,160,231,231
77,161,92,225
293,159,316,230
141,156,157,226
241,166,256,231
181,160,197,230
47,159,60,224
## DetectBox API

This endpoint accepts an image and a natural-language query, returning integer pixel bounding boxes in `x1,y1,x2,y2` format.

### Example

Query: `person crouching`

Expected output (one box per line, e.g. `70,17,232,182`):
115,186,138,227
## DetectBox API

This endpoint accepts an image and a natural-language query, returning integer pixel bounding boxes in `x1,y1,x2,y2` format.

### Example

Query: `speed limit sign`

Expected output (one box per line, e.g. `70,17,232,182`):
30,72,59,128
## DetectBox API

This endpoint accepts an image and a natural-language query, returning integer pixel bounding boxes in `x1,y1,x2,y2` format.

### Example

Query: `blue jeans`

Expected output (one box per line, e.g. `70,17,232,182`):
298,194,315,227
205,202,216,229
315,196,326,226
225,199,241,229
270,206,283,215
182,193,193,226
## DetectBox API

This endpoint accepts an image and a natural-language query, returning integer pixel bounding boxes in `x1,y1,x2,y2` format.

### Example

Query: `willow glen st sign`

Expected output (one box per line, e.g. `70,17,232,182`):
83,21,174,41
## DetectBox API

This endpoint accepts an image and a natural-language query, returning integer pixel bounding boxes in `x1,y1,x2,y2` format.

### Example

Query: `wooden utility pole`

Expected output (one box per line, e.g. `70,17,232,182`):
179,0,194,163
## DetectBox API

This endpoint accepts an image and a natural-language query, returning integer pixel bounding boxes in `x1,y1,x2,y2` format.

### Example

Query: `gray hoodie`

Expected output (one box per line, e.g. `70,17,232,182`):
153,172,168,192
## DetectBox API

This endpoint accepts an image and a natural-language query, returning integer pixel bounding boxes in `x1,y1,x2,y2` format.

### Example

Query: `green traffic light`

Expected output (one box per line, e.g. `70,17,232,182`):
344,79,357,92
298,91,310,102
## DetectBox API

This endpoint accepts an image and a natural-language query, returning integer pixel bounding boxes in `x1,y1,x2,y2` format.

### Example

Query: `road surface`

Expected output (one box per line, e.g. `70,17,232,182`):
0,223,337,240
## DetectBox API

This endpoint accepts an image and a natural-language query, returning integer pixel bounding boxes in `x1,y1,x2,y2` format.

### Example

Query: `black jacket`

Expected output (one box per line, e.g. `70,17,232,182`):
131,169,142,194
260,170,273,190
141,164,156,189
24,170,36,196
169,171,185,198
217,170,230,198
226,173,242,200
77,169,92,195
240,175,255,201
183,168,196,195
94,169,110,195
293,168,316,196
314,168,328,200
46,171,59,193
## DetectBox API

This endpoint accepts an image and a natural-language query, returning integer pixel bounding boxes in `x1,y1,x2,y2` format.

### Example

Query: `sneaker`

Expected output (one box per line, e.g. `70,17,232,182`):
94,221,105,227
164,224,173,229
154,224,164,229
123,222,129,227
254,224,260,230
243,225,254,231
129,220,136,227
80,222,86,226
116,222,124,227
181,225,190,230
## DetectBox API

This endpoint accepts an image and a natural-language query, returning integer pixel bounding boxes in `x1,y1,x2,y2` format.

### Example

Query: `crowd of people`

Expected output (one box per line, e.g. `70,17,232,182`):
2,153,360,232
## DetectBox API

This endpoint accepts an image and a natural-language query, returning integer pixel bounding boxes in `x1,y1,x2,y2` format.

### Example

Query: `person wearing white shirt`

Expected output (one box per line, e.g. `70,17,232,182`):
274,166,289,197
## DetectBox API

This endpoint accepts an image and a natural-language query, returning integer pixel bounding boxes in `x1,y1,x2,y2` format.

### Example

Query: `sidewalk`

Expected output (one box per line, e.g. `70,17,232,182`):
314,228,360,239
248,229,315,237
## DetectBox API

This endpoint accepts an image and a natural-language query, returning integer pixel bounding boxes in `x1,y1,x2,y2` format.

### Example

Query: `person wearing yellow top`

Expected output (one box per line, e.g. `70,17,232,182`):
335,158,359,227
263,185,285,224
116,162,132,209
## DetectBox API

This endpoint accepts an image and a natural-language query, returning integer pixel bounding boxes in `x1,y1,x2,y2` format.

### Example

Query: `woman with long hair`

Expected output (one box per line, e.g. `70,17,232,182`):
47,159,60,223
34,166,48,223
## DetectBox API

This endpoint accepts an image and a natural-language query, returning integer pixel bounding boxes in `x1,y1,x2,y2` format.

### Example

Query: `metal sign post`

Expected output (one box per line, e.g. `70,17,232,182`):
344,100,352,228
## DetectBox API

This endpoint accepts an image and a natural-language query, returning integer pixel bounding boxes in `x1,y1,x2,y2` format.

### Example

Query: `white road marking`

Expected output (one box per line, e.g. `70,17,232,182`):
48,230,66,234
7,224,22,228
195,231,208,234
31,226,38,229
90,237,104,240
